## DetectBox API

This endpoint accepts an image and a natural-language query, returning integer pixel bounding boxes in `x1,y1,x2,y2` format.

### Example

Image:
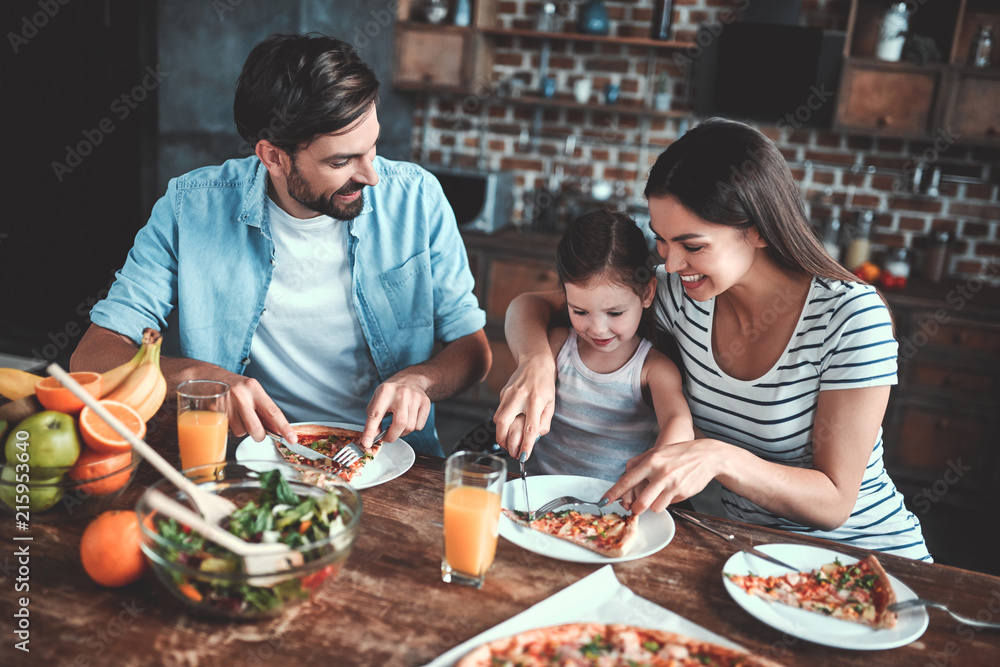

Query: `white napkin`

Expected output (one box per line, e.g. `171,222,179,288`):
424,565,745,667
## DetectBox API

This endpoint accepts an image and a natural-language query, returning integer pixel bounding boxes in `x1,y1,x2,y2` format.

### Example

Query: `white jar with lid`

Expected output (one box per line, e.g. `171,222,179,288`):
876,3,909,62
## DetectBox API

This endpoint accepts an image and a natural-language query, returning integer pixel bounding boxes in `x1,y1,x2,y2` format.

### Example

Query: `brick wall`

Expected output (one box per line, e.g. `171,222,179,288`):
408,0,1000,285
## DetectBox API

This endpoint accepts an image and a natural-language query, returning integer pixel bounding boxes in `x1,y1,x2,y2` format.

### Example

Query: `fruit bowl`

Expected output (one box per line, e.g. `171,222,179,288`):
0,448,141,523
136,461,362,620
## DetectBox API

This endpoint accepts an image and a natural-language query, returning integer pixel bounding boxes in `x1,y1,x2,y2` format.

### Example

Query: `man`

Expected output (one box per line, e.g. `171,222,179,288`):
71,33,490,457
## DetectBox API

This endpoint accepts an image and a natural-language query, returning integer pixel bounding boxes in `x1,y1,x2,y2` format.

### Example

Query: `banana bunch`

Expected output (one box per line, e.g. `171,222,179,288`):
0,368,42,401
102,328,166,421
0,328,167,425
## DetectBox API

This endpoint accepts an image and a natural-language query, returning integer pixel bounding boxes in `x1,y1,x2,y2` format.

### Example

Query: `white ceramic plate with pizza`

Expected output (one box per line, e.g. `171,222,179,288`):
499,474,675,564
721,543,929,650
235,421,415,490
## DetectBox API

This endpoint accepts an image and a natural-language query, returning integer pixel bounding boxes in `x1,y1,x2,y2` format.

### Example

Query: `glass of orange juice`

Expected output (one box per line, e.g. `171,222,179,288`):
176,380,230,478
441,450,506,588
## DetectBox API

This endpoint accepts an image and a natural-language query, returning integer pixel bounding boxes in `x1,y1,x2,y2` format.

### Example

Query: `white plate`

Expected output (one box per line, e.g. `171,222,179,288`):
499,474,674,563
721,543,929,650
234,421,415,490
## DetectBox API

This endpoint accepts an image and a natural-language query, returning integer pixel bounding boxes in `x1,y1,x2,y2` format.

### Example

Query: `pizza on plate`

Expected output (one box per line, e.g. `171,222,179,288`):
502,508,639,558
455,622,781,667
272,424,380,483
725,553,898,629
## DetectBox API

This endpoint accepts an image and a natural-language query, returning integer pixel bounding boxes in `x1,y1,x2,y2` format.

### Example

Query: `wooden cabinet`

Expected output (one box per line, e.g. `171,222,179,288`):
882,294,1000,509
835,0,1000,145
393,24,484,91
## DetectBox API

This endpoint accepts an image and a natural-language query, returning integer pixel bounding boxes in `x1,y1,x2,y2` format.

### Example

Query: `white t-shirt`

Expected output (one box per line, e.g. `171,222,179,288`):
243,199,378,425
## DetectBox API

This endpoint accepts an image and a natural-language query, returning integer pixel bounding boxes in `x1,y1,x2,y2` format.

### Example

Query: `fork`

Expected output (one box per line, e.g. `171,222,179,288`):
888,598,1000,630
532,495,606,517
332,426,389,466
47,364,238,525
145,489,304,582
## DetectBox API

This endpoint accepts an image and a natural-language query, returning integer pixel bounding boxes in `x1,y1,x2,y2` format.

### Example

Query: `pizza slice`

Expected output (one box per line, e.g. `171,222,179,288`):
456,622,782,667
272,424,381,483
725,553,898,629
502,508,639,558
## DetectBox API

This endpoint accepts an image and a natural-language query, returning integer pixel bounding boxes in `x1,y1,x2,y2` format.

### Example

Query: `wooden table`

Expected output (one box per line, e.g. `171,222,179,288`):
3,417,999,666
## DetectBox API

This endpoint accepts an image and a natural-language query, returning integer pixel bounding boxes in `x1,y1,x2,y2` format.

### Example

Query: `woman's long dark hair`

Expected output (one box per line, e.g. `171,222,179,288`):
556,209,660,343
644,118,870,290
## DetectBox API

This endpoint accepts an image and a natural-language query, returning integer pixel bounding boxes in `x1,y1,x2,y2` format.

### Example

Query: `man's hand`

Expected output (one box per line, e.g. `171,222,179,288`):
360,377,431,449
219,374,297,444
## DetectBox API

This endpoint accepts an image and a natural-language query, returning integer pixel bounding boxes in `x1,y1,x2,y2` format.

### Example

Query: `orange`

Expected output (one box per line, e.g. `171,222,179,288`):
80,510,147,587
68,448,134,495
78,400,146,453
34,372,103,414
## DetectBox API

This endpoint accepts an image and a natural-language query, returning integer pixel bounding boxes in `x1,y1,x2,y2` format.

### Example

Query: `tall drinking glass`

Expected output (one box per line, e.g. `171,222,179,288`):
441,450,506,588
176,380,230,477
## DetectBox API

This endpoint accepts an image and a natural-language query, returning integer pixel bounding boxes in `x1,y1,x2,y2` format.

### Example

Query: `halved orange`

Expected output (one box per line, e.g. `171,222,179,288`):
35,372,103,414
79,400,146,453
68,448,135,495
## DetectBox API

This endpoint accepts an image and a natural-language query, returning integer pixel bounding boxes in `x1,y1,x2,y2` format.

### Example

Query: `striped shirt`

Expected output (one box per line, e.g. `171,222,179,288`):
655,269,931,561
527,333,660,482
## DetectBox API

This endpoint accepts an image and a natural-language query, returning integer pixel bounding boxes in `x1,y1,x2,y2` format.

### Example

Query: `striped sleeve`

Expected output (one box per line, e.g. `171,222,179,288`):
819,283,898,389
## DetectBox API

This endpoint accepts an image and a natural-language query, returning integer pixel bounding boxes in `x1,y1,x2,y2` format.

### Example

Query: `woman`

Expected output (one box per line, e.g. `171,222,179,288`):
495,118,930,560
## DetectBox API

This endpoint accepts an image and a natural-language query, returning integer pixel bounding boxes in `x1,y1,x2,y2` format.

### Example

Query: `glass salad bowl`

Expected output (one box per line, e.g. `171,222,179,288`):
136,461,362,619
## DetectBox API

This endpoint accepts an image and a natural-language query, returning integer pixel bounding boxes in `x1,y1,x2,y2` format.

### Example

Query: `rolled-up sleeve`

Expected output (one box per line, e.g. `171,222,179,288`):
425,178,486,343
89,182,180,344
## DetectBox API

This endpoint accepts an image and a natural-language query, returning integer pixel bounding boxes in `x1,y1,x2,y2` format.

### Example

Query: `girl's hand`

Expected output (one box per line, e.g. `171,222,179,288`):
604,439,725,514
492,353,556,459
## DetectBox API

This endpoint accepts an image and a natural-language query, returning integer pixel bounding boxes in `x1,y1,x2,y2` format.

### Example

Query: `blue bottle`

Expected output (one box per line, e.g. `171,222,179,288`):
578,1,609,36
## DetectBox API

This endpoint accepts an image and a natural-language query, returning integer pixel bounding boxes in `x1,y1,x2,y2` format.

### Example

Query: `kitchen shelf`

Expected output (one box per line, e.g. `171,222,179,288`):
478,26,694,50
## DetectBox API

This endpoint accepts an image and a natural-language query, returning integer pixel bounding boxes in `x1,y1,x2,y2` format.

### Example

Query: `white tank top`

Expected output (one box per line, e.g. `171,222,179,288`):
527,333,659,482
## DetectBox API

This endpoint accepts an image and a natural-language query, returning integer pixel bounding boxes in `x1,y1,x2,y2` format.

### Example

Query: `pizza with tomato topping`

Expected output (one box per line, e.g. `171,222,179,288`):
502,508,639,558
272,424,379,483
455,622,781,667
725,554,897,629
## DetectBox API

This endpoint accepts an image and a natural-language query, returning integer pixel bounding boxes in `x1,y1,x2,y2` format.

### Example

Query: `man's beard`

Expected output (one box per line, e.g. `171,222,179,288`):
286,158,366,221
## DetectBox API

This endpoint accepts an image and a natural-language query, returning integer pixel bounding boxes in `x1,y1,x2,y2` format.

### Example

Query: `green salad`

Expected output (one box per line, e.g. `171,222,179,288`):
152,469,349,615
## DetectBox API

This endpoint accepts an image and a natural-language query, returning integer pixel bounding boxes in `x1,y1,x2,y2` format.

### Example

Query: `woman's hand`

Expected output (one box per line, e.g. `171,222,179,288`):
604,438,728,514
493,354,556,459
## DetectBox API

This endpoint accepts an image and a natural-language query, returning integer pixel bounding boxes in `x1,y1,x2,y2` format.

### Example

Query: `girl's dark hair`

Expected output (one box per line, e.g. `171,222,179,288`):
234,33,380,153
644,117,869,290
557,209,659,340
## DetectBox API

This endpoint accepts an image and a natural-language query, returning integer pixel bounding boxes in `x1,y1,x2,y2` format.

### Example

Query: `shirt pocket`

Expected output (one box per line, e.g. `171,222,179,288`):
380,249,433,329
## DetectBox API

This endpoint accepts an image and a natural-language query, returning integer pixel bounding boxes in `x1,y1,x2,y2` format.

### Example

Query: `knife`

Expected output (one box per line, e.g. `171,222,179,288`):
669,507,797,571
265,431,338,466
518,451,533,520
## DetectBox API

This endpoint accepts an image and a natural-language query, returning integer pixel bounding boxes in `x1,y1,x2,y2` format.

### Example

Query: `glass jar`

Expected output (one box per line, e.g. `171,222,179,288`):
876,3,909,62
972,24,995,68
823,207,842,262
578,1,610,36
923,231,950,283
844,210,874,271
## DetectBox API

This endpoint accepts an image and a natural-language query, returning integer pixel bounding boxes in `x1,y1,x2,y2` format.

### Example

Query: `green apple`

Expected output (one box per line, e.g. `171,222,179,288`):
5,410,81,469
0,465,64,511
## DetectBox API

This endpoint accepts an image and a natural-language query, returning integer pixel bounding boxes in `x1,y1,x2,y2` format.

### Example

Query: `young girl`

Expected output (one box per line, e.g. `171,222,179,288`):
511,210,694,482
496,119,931,561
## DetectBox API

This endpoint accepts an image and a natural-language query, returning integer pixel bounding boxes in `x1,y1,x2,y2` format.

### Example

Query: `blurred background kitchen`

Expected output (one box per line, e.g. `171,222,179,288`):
2,0,998,574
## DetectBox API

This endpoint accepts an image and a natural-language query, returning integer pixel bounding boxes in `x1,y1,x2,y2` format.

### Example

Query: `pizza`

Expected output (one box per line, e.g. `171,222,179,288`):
272,424,380,483
502,508,639,558
725,554,898,629
455,622,781,667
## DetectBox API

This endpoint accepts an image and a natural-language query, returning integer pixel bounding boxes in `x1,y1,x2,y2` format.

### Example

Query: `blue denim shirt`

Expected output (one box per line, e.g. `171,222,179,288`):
90,155,486,456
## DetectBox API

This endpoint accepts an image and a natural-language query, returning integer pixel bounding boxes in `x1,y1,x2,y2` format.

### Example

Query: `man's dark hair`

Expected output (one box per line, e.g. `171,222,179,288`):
234,32,380,153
